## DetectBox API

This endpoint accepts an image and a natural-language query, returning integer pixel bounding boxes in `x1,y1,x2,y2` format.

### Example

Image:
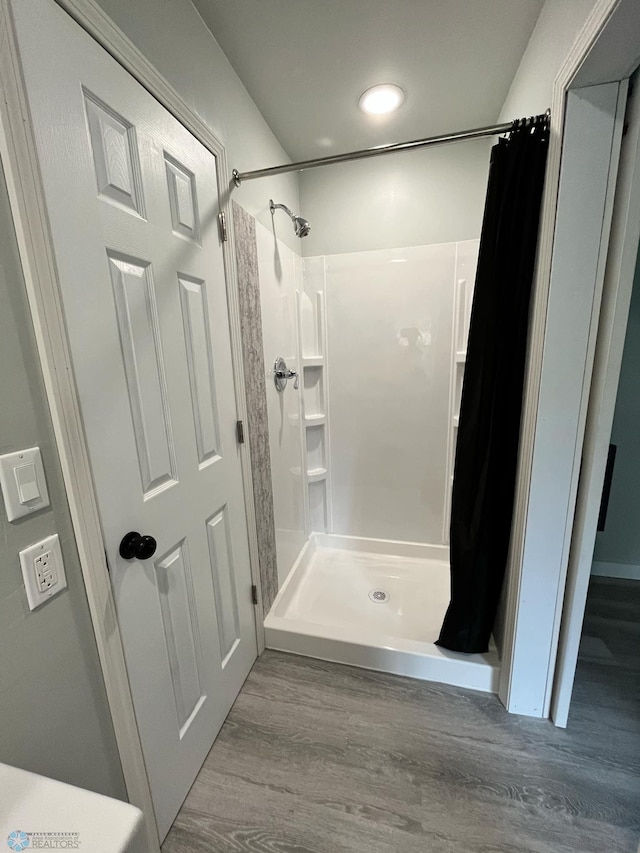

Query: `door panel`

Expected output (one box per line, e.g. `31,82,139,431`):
178,273,222,465
206,506,241,663
84,90,145,216
11,0,258,839
165,154,200,242
107,251,178,494
154,539,206,732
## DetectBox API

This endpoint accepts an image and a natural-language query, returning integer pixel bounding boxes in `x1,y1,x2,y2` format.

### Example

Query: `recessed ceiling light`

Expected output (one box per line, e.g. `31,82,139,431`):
359,84,405,116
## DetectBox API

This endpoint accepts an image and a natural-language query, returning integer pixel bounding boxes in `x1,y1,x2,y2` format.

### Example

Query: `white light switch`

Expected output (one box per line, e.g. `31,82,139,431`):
19,534,67,611
15,463,40,503
0,447,50,521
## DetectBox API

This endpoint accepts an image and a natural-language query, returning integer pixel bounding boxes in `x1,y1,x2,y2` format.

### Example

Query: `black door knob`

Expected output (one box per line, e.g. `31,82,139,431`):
119,531,157,560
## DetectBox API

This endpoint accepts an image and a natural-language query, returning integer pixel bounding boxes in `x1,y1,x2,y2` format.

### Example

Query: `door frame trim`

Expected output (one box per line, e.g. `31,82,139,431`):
0,0,265,847
550,79,640,725
499,0,639,716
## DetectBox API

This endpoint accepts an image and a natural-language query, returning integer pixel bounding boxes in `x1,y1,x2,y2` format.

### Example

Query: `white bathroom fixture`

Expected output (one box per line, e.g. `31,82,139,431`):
265,534,500,693
0,763,145,852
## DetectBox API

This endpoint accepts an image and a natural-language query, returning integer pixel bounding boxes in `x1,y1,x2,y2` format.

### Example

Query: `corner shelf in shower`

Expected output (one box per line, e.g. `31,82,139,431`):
302,365,325,418
297,260,331,534
443,253,478,544
307,467,328,483
304,413,326,426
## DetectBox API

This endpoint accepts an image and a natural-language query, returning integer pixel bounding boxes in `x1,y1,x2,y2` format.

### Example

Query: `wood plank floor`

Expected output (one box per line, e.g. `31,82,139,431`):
163,578,640,852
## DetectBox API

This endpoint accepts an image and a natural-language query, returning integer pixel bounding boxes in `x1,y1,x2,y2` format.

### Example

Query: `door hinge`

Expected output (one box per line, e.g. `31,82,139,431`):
251,584,258,605
236,419,245,444
218,211,228,242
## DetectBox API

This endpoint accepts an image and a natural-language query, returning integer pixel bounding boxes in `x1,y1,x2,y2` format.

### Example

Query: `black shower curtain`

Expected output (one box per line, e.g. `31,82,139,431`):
437,116,550,655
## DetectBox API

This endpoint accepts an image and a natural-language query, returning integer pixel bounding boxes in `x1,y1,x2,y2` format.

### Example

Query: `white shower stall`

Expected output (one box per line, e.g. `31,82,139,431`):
255,218,499,691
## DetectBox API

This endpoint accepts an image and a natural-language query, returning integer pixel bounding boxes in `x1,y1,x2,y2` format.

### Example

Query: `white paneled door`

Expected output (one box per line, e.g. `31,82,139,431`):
11,0,257,838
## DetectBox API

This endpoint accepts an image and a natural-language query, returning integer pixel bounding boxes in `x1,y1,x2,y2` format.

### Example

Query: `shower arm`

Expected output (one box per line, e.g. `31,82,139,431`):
270,200,295,221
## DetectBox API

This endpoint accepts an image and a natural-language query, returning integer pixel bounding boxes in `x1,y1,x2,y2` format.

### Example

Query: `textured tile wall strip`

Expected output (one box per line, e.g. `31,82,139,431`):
232,201,279,613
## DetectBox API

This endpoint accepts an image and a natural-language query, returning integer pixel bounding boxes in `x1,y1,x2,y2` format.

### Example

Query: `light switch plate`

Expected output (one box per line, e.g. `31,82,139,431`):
19,534,67,610
0,447,50,521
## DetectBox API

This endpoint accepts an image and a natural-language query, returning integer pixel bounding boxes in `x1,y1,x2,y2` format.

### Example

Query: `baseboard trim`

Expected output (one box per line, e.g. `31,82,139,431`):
591,560,640,580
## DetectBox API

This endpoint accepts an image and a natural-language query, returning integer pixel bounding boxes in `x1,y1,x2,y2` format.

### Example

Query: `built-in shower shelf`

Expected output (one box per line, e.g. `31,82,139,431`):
304,414,326,426
298,262,330,533
443,242,479,546
307,467,328,482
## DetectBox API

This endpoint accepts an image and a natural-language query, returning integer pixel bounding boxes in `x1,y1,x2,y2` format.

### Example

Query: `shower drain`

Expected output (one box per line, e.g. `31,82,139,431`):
368,588,390,604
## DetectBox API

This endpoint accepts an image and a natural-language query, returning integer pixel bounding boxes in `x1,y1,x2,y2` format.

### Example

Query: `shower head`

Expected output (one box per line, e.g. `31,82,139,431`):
269,199,311,238
293,216,311,238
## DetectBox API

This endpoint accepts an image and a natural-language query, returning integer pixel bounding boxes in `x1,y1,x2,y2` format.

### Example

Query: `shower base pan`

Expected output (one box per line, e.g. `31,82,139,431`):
264,534,500,693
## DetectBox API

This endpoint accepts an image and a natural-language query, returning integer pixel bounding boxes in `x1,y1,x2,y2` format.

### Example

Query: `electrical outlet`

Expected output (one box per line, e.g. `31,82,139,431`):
35,549,58,592
19,534,67,610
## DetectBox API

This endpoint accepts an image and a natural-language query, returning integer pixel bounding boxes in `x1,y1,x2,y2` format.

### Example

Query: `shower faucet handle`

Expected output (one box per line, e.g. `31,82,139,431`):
274,356,299,391
277,369,299,390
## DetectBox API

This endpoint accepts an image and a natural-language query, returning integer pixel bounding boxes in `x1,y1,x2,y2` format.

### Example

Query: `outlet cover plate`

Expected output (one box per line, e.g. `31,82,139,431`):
19,534,67,610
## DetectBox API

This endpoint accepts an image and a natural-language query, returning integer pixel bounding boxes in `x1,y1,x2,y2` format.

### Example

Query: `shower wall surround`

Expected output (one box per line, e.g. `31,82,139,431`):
313,240,479,546
247,219,479,606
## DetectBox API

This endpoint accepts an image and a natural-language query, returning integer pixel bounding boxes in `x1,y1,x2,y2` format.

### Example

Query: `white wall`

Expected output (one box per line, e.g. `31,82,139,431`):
255,221,307,586
593,243,640,570
323,241,477,544
499,0,598,121
0,161,125,798
93,0,301,252
300,140,491,257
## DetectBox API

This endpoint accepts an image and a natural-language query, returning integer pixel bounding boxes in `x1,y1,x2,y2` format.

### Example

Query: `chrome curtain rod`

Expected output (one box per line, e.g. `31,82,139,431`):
232,113,549,186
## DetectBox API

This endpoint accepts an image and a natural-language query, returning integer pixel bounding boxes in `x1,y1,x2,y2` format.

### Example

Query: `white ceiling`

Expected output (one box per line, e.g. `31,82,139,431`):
192,0,545,163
